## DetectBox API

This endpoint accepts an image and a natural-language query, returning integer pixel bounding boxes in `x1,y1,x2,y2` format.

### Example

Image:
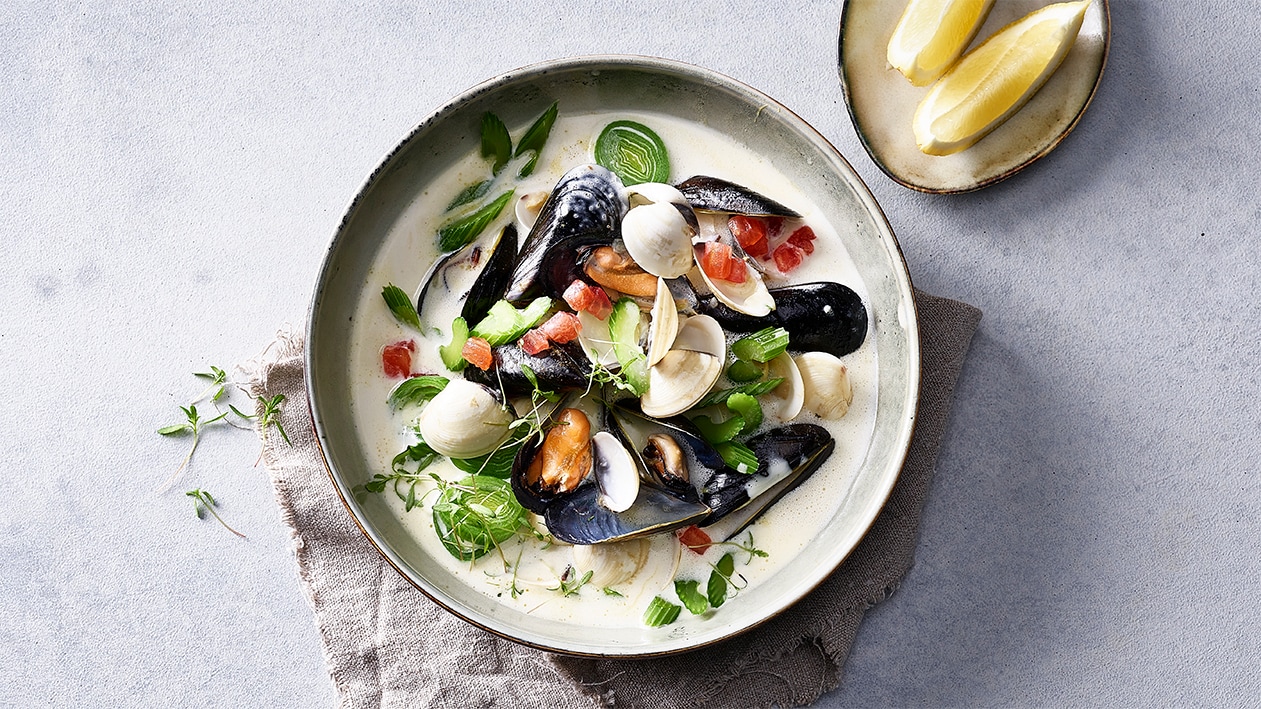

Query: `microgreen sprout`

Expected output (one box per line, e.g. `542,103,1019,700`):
192,366,228,403
230,393,291,465
186,488,246,538
157,404,230,492
550,565,593,597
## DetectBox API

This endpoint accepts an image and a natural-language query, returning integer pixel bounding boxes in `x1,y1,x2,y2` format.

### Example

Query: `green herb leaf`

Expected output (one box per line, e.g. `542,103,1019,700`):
714,440,759,474
552,565,594,597
707,553,735,608
481,113,512,174
594,120,670,186
381,283,422,330
602,587,624,597
513,101,559,178
447,179,493,212
432,475,526,561
157,423,191,436
725,393,763,434
450,430,526,479
643,596,682,627
387,375,450,409
438,190,514,252
730,327,790,363
693,377,785,410
674,579,709,616
186,488,246,538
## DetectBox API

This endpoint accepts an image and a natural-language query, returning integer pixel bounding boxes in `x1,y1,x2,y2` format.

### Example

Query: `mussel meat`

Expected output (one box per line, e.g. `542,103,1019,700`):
504,164,628,303
697,281,868,358
512,407,593,515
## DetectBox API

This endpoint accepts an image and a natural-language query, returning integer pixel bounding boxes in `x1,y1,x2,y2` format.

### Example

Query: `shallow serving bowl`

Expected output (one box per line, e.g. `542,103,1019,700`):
840,0,1110,193
305,55,920,656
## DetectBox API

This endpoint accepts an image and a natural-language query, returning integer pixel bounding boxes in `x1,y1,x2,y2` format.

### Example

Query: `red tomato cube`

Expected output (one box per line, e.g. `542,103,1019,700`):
462,336,494,370
539,311,581,344
772,243,804,273
700,242,734,281
381,340,414,378
518,329,551,356
586,286,614,320
677,525,712,554
729,215,768,258
787,226,816,255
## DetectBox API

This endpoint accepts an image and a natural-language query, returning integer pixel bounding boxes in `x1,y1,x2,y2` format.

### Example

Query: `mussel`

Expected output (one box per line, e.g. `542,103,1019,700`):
460,223,519,325
699,423,835,535
697,281,868,358
510,402,712,545
676,175,802,218
606,401,726,506
462,340,592,399
504,164,628,303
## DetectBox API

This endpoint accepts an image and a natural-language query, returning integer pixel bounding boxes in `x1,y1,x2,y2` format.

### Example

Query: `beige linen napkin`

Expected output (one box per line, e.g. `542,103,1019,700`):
246,290,980,709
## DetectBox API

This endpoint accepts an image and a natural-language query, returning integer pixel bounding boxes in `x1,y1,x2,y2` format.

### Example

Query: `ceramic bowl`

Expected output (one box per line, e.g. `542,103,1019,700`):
305,55,920,656
840,0,1110,193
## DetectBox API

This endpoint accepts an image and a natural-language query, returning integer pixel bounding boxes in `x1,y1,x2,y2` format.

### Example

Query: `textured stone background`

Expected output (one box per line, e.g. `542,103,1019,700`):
2,1,1256,705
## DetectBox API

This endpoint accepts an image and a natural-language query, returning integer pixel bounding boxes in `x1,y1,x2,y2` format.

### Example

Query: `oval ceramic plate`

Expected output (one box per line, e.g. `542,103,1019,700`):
839,0,1110,193
306,56,920,656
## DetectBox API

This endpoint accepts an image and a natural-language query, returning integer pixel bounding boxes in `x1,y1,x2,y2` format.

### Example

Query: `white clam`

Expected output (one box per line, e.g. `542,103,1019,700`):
622,202,696,278
794,352,854,419
627,182,688,208
645,277,679,367
592,431,640,513
571,534,680,595
416,379,512,458
640,315,725,418
765,352,805,421
692,247,776,317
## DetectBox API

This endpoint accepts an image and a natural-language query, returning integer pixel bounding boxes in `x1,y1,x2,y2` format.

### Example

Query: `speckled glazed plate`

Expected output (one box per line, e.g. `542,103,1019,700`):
306,56,919,656
840,0,1110,193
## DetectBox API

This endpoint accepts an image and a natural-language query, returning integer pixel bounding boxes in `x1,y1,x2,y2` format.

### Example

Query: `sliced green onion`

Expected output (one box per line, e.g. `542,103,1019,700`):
438,190,514,252
514,101,559,178
439,317,469,371
381,283,421,330
643,596,682,627
690,414,744,445
480,113,512,174
715,440,759,474
387,375,449,409
730,327,790,363
594,120,670,186
674,579,709,616
693,377,785,410
725,393,763,434
707,553,735,608
726,359,763,383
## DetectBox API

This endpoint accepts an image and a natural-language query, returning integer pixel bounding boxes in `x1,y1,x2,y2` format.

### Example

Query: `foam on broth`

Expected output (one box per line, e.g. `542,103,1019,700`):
346,111,878,626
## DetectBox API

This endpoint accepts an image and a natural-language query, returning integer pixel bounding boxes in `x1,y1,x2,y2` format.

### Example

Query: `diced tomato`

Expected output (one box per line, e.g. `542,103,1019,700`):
766,216,785,239
773,242,804,273
462,336,494,370
786,226,816,255
725,255,748,283
700,242,733,281
518,329,551,356
563,279,614,320
729,215,768,258
381,340,414,378
539,311,581,344
586,286,614,320
677,525,712,554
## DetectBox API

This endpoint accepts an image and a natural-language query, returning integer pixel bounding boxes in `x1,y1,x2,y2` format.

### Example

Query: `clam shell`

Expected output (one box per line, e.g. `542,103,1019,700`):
416,379,512,458
765,352,805,421
645,277,679,367
622,202,695,278
592,431,640,513
795,352,853,419
692,248,776,317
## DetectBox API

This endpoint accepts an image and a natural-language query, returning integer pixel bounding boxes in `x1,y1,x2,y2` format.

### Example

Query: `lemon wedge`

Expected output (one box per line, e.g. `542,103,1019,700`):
888,0,995,86
913,0,1091,156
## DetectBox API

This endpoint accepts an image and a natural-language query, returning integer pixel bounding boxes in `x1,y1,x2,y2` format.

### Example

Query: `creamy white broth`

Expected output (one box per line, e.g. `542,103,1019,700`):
347,111,878,626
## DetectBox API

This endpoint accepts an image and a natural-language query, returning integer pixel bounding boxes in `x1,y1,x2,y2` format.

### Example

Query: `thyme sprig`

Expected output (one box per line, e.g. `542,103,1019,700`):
550,565,594,597
157,404,230,492
186,488,246,538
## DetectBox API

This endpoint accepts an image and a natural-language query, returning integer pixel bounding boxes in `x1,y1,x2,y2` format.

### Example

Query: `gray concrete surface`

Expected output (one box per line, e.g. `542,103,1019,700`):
2,1,1256,706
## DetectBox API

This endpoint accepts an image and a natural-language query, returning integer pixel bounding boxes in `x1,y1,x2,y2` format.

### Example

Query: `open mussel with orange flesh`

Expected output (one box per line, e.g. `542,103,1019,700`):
504,164,628,303
511,403,711,545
